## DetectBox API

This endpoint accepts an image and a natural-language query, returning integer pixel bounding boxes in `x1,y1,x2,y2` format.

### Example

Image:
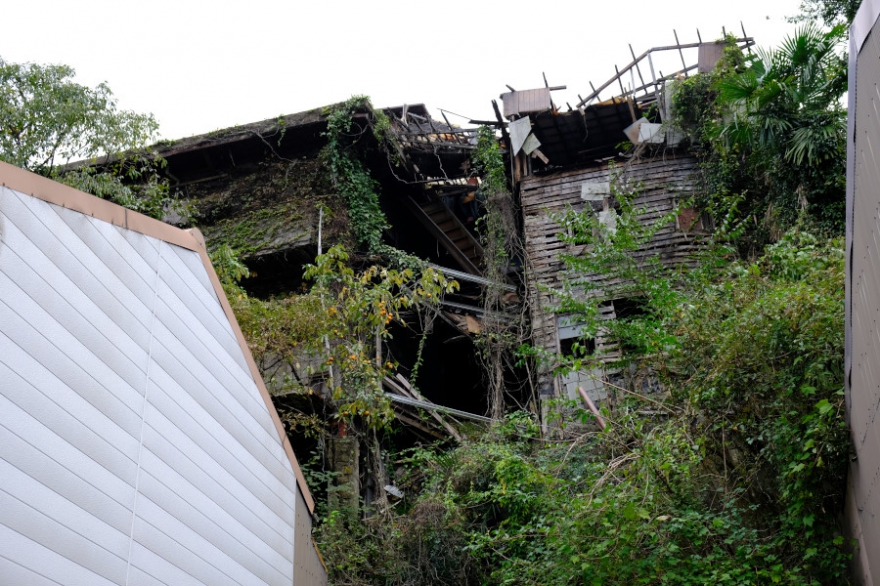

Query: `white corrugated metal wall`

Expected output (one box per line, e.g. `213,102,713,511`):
0,183,308,585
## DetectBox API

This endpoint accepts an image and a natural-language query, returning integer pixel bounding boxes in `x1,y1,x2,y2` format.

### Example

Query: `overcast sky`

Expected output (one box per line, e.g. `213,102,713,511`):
3,0,804,141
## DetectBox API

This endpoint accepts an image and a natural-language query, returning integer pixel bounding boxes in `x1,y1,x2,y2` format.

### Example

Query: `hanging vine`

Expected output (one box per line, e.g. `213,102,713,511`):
472,126,532,419
323,96,389,253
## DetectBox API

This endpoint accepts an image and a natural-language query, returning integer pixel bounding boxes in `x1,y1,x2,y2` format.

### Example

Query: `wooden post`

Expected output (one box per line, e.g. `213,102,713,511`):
577,387,607,431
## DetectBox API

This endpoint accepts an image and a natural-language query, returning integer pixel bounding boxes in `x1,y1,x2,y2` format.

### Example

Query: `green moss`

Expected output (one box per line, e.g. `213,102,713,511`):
202,199,311,256
191,158,352,257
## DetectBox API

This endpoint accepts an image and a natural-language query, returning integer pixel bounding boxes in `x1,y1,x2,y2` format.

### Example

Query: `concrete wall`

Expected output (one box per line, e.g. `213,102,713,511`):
0,163,326,585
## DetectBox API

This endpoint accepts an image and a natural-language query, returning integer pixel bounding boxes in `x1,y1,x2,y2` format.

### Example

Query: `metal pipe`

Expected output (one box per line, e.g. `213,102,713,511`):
317,206,323,256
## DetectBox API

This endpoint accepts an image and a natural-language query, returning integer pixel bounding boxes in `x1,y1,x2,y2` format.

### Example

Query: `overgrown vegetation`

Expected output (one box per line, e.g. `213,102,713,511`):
670,27,846,249
216,243,456,433
314,230,848,585
312,22,852,586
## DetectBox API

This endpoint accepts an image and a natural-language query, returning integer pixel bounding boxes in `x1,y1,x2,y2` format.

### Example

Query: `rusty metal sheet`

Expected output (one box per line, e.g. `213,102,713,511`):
501,88,552,118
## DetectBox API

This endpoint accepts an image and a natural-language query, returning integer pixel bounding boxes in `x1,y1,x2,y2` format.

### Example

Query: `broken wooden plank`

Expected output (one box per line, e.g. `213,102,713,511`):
393,374,465,441
387,392,493,424
392,409,446,440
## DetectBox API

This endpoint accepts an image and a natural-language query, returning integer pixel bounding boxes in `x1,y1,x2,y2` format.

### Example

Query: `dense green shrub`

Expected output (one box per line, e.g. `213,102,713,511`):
314,232,848,585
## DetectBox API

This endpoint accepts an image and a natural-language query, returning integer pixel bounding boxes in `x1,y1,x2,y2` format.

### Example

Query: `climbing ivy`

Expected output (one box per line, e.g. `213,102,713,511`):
323,96,389,253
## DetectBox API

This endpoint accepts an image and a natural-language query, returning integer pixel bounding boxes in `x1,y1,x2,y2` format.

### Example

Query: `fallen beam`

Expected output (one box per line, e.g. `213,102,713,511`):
386,392,494,424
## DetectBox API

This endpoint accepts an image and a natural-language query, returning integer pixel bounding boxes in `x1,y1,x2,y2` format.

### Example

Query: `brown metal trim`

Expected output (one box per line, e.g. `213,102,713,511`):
187,228,316,513
0,161,317,514
0,161,197,251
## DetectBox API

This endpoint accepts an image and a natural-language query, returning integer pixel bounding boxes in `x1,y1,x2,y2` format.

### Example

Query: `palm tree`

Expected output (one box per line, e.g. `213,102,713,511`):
714,24,846,166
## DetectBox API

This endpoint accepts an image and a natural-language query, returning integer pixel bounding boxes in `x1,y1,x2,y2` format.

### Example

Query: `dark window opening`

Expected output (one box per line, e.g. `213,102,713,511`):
612,297,649,320
560,336,596,357
239,248,314,299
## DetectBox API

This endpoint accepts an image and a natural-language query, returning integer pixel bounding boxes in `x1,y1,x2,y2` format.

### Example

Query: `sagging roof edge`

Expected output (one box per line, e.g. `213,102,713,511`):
0,160,317,515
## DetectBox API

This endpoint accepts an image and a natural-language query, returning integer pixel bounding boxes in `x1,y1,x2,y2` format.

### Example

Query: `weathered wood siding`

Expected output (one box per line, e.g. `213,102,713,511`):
521,155,702,395
0,167,326,586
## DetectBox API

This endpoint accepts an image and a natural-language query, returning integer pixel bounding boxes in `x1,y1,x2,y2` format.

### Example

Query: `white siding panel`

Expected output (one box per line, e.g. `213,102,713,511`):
140,424,294,560
141,449,293,562
147,339,296,492
167,239,214,295
0,492,127,585
1,215,154,352
156,243,240,349
132,506,249,586
131,508,293,586
0,393,138,501
0,295,145,439
0,431,133,535
153,291,274,436
128,543,204,586
136,471,291,586
0,459,130,561
126,566,170,586
0,525,117,586
145,375,297,512
0,555,64,586
0,186,303,586
156,243,249,373
44,198,159,318
144,401,295,531
1,189,158,319
0,249,149,395
0,354,139,469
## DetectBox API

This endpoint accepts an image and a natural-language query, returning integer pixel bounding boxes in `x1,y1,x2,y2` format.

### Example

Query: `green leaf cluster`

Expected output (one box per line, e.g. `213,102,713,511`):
323,96,389,253
670,27,847,246
0,56,187,221
219,244,457,431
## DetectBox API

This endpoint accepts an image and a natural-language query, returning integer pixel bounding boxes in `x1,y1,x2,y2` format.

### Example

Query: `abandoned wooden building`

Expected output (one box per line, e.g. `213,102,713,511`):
142,101,522,441
23,31,759,535
105,33,750,443
496,35,754,412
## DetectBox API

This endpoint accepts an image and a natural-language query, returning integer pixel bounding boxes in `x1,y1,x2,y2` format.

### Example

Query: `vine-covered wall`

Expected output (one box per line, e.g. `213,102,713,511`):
520,154,702,396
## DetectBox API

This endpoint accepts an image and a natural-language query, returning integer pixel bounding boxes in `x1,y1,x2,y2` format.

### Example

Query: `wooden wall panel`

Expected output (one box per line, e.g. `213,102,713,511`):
519,156,702,396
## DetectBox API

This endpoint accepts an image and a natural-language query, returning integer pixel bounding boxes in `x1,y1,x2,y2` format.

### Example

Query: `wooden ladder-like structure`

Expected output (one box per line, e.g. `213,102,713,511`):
404,197,484,275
